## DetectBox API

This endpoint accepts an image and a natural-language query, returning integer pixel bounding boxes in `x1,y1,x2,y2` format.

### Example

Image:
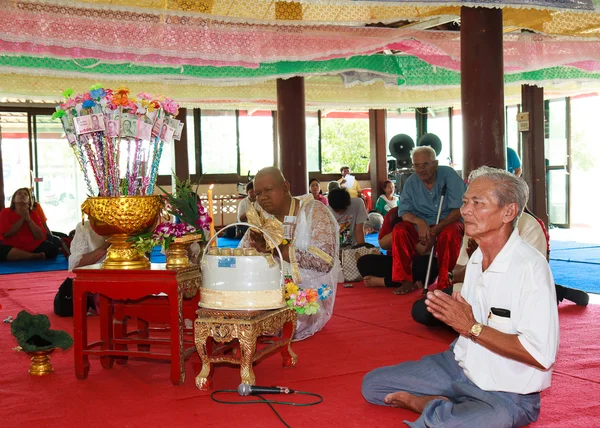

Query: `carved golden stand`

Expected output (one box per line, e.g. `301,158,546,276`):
194,307,298,390
27,349,55,376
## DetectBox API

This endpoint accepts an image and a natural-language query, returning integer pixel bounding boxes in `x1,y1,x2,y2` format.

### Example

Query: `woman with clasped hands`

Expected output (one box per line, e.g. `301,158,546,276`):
0,188,60,261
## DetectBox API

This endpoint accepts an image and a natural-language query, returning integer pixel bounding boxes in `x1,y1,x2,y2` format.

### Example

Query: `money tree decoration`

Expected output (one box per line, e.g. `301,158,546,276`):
53,85,183,197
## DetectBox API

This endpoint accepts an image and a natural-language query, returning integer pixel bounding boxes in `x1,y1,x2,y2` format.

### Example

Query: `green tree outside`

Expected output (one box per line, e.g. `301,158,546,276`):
320,118,370,174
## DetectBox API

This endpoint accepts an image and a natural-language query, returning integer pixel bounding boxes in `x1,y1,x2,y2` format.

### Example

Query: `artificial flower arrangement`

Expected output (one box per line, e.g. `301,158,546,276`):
284,277,333,315
131,176,212,253
53,85,182,197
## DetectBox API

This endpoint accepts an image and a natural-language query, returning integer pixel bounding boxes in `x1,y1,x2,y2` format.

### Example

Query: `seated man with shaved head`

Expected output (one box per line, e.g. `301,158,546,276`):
241,167,340,340
362,166,559,427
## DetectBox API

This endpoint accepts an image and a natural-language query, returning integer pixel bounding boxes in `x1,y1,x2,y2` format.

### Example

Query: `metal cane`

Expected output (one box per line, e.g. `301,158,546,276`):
423,184,447,295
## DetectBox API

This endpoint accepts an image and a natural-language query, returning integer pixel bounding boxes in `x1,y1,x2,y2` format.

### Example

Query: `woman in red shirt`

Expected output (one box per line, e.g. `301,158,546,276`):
0,188,60,261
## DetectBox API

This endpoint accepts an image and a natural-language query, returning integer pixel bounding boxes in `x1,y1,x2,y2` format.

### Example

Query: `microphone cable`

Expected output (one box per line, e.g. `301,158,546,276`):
210,389,323,428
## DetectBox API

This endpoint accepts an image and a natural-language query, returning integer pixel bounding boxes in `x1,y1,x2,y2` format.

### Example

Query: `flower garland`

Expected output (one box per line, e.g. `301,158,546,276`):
52,84,182,197
284,277,333,315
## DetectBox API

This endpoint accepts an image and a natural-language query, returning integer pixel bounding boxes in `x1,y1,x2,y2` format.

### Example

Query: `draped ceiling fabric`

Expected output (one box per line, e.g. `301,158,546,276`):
0,0,600,108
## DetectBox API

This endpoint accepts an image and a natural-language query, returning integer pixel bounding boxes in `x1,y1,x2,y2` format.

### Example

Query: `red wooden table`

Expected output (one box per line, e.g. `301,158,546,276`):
73,263,201,385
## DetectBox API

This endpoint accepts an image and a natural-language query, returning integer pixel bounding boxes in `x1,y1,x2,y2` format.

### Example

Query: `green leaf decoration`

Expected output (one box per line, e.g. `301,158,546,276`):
11,310,74,352
61,88,74,99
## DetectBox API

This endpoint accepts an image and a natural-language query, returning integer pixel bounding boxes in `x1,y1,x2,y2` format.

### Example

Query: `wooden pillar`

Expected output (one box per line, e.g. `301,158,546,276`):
521,85,548,227
277,77,307,195
416,107,428,140
369,109,387,202
275,1,306,195
461,7,505,178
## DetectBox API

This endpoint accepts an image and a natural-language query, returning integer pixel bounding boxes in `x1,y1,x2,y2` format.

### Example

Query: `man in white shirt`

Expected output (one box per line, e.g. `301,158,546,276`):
362,166,559,427
411,209,588,326
237,181,257,223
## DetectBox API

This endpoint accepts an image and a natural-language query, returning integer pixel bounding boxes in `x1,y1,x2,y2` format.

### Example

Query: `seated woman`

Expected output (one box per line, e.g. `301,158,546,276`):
308,178,328,206
327,187,368,248
241,167,339,341
374,180,398,216
0,188,60,261
68,221,110,272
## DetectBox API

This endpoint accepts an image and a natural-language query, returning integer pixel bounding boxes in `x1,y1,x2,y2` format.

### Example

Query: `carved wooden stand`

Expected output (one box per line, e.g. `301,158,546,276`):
194,307,298,390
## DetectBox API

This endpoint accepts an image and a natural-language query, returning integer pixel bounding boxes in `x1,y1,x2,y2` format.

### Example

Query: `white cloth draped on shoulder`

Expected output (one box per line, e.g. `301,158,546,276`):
241,197,340,341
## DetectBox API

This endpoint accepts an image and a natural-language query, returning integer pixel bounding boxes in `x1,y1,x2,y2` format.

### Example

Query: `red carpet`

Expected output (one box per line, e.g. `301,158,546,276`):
1,272,599,428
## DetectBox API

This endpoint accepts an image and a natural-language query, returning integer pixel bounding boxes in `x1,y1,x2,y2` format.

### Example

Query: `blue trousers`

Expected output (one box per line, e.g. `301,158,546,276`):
361,345,540,428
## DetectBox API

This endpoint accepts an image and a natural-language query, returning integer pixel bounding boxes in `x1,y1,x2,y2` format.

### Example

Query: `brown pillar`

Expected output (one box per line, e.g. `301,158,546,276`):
521,85,548,227
277,77,307,195
461,7,505,178
369,109,387,202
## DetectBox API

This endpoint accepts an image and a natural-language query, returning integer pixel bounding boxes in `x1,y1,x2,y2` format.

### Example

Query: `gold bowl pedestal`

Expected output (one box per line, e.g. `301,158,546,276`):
166,235,207,269
27,349,55,376
81,196,163,270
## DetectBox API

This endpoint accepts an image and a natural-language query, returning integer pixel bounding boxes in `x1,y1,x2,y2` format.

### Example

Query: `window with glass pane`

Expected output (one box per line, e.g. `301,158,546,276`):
306,111,320,172
238,110,274,176
451,111,463,174
320,112,370,174
545,99,567,166
157,138,174,176
547,169,568,224
386,109,417,156
570,94,600,228
115,138,156,185
427,108,451,166
505,105,520,154
0,112,31,208
186,110,197,176
201,110,237,174
34,115,89,233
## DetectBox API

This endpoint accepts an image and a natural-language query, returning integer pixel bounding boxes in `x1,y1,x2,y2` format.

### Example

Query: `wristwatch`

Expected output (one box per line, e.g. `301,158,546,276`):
469,322,484,341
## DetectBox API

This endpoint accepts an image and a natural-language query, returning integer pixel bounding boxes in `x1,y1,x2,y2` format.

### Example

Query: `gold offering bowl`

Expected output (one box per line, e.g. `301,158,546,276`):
81,196,162,269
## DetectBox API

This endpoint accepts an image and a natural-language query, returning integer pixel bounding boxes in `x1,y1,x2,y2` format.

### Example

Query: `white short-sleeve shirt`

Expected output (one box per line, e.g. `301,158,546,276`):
237,197,253,222
68,222,107,272
453,229,559,394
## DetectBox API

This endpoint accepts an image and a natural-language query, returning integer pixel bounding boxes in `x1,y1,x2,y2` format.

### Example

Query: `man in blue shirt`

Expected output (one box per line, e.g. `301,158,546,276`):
391,146,466,294
507,147,522,176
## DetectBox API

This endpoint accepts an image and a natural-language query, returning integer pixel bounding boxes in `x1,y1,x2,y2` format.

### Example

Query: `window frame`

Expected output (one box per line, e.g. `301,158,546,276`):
189,108,370,184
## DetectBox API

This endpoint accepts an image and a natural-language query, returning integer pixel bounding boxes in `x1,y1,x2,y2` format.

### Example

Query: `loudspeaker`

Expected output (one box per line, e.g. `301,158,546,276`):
417,133,442,156
389,134,415,168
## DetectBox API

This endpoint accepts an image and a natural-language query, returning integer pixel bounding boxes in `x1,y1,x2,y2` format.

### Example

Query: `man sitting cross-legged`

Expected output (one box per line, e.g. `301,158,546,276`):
362,166,559,428
412,208,589,327
240,167,340,341
391,146,466,294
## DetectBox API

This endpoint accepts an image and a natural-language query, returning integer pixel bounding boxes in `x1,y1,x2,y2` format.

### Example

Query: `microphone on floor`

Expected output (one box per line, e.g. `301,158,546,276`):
238,383,295,396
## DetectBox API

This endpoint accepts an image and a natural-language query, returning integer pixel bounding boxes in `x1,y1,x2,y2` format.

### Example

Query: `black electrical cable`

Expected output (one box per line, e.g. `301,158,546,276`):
210,389,323,428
